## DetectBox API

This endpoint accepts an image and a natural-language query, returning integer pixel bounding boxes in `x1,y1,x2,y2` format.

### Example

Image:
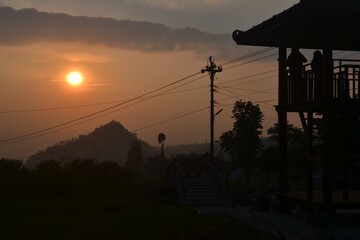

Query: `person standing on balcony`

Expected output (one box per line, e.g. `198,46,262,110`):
286,48,307,102
311,50,323,100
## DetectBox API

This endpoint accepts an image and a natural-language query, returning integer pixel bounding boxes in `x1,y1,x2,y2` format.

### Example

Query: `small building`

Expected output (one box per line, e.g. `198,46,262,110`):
233,0,360,211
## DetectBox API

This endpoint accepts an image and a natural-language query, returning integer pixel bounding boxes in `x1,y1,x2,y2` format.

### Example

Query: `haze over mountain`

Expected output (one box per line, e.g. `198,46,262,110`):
26,121,156,168
25,121,216,168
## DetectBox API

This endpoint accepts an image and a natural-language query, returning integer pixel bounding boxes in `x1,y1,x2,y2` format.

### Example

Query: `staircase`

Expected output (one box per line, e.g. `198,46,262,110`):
180,178,232,207
165,160,232,208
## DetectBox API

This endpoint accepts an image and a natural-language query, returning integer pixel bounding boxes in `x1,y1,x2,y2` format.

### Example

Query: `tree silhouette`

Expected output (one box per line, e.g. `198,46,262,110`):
158,133,166,157
0,158,23,174
220,100,263,192
125,140,144,171
37,160,62,173
267,122,303,141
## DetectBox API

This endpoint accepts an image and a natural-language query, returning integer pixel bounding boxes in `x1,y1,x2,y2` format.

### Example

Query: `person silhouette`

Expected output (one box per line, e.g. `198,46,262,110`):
286,48,307,102
311,50,323,100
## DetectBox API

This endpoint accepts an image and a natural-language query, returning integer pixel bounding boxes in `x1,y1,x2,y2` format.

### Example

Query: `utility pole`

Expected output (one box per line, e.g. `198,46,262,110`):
201,56,222,160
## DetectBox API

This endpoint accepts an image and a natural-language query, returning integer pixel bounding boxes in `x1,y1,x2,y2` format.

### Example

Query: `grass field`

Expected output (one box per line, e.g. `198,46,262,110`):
0,167,279,240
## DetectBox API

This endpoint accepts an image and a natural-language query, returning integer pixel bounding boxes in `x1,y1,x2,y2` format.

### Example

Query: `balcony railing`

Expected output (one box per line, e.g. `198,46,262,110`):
287,59,360,104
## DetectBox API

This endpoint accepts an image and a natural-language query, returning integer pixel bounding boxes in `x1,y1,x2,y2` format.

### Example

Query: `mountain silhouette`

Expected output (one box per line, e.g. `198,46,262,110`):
26,121,156,168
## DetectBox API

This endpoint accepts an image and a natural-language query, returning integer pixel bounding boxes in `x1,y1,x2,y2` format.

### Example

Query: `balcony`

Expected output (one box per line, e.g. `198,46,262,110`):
286,59,360,106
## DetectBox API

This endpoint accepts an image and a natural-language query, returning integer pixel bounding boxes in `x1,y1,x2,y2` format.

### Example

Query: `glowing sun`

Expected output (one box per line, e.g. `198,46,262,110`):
66,71,84,86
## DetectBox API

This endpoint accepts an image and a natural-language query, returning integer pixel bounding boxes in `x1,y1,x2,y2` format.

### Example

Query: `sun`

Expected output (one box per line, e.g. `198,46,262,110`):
66,71,84,86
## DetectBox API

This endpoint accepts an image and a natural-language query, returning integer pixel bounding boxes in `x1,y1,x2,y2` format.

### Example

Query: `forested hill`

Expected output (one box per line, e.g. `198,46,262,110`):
26,121,156,168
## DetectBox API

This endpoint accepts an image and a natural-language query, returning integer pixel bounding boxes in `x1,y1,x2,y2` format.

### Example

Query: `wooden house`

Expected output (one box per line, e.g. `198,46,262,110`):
233,0,360,211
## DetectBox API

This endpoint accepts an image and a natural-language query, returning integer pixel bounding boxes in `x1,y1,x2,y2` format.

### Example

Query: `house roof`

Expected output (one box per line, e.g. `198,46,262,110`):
232,0,360,51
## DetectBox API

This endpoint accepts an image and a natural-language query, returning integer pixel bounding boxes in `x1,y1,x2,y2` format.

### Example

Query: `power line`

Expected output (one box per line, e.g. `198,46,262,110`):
1,49,279,144
223,53,278,71
4,50,356,116
217,99,277,106
0,74,210,145
216,88,276,112
216,85,277,101
216,103,277,122
219,47,276,66
0,81,208,114
1,53,278,115
217,70,278,86
0,100,128,114
218,85,278,95
7,106,209,161
130,106,209,133
1,70,275,114
0,72,202,143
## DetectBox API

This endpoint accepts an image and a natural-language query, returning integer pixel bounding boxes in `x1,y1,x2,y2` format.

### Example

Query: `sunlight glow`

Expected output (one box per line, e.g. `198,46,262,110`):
66,71,84,86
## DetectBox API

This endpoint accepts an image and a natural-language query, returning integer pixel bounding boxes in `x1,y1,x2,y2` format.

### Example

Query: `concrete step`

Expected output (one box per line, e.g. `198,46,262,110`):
180,179,231,207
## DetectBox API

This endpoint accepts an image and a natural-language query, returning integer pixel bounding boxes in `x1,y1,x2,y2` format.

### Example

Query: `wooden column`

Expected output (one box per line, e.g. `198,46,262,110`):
342,112,349,200
322,48,333,211
306,111,314,201
278,47,288,193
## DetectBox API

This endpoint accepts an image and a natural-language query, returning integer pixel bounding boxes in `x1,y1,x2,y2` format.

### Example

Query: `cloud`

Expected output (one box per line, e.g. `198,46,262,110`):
60,53,114,63
136,0,225,11
0,0,299,34
0,6,236,58
90,83,112,87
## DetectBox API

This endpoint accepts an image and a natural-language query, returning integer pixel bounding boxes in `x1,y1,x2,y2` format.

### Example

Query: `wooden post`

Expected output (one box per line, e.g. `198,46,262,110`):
322,48,333,211
306,111,314,201
342,112,349,200
278,47,288,193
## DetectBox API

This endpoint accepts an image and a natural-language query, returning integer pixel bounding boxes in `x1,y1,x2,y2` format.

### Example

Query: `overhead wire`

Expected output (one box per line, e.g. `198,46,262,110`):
0,71,203,144
6,46,357,155
215,84,278,123
0,74,208,145
1,47,281,145
0,100,128,114
1,48,278,115
216,90,276,108
4,105,209,147
17,106,210,160
0,83,209,115
0,77,208,146
219,47,276,66
218,85,278,95
223,52,278,71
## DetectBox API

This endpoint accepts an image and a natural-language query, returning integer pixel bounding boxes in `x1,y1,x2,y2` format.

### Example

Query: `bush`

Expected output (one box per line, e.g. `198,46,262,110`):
37,160,61,173
0,158,23,174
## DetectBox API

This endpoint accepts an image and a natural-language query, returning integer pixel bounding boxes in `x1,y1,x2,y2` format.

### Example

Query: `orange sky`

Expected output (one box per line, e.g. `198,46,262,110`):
0,3,309,160
1,41,304,160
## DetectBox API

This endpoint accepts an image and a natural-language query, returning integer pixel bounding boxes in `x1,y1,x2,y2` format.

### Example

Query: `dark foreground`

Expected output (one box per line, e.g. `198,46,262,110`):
0,166,279,240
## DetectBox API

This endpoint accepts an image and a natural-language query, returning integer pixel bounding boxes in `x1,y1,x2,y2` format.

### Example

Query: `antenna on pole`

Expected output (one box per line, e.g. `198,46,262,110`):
201,56,222,160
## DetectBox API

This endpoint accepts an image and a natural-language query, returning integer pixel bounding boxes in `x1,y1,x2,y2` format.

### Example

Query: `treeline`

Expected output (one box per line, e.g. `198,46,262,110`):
0,154,204,208
0,158,142,200
0,156,280,240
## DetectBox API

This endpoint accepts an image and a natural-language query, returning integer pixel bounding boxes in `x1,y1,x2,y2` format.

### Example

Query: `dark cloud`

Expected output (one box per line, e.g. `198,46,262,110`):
0,6,236,57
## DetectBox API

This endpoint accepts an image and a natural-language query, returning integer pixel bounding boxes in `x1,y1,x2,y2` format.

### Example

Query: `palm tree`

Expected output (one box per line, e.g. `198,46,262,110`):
158,133,166,157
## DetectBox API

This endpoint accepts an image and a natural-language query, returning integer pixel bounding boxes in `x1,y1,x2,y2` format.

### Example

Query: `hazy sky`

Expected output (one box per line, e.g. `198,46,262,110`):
0,0,301,160
0,0,298,33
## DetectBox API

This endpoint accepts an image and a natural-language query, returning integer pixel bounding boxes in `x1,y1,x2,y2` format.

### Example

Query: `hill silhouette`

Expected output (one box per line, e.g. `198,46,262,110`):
26,121,156,168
